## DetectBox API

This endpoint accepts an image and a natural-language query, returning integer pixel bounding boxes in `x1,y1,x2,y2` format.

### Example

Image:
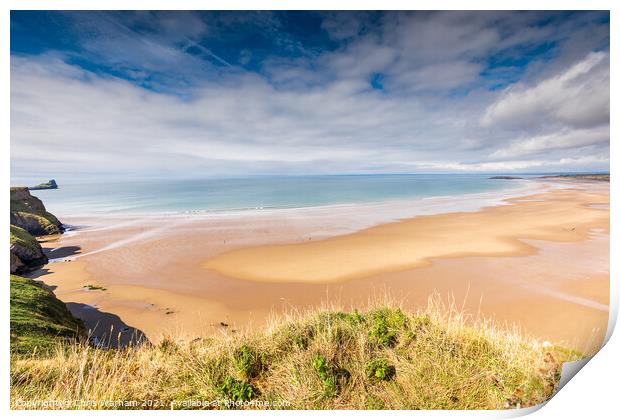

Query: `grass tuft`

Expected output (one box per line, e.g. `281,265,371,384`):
365,358,396,382
83,285,107,291
217,377,257,402
233,345,264,380
367,308,408,347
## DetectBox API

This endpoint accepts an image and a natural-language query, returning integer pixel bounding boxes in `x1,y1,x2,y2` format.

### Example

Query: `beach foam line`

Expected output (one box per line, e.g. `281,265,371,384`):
70,218,193,260
79,218,154,233
527,285,608,312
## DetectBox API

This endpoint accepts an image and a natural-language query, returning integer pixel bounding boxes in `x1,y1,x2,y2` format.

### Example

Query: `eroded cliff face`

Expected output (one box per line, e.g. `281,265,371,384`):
10,225,48,274
10,251,24,274
10,187,63,235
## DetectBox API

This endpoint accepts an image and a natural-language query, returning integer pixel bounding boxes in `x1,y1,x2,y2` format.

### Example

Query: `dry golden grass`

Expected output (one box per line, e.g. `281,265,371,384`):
10,295,580,410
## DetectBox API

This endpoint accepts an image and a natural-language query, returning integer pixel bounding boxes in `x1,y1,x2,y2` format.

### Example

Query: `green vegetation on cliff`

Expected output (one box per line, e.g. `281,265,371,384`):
10,187,63,235
10,300,579,410
10,225,42,254
10,225,48,273
10,275,83,355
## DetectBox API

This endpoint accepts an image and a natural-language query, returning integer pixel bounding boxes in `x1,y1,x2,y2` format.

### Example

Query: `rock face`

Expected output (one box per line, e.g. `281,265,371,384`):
10,225,48,274
29,179,58,190
10,187,63,235
10,252,25,274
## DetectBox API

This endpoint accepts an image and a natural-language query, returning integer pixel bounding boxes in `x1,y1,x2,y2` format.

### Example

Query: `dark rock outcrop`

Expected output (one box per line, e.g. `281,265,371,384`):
10,225,48,274
29,179,58,190
10,251,24,274
489,176,523,180
10,187,63,235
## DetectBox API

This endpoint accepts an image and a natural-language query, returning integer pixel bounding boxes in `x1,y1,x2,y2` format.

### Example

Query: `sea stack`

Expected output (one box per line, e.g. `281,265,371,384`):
29,179,58,190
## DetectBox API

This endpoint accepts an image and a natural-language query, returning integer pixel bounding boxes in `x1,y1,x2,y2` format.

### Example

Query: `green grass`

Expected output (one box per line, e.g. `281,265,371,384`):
233,345,265,380
218,377,257,402
367,307,408,347
83,284,107,291
10,225,41,254
11,211,61,235
10,275,83,355
311,354,340,396
10,299,581,409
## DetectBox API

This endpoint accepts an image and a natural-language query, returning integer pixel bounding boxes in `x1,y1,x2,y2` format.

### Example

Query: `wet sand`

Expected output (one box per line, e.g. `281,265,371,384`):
31,180,609,354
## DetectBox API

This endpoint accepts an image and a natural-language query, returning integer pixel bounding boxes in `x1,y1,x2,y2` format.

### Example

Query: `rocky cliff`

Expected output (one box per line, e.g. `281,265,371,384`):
9,190,83,355
10,187,63,235
10,225,48,274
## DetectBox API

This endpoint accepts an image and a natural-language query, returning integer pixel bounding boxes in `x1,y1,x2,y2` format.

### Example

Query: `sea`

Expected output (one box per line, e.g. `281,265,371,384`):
18,174,543,218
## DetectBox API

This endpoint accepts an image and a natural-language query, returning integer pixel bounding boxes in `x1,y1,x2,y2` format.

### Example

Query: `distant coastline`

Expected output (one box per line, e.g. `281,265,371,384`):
539,173,610,182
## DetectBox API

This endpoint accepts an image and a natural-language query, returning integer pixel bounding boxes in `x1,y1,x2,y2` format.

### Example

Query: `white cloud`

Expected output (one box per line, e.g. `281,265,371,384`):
481,52,609,130
391,60,484,91
10,50,610,182
10,55,448,178
416,155,610,172
490,126,609,159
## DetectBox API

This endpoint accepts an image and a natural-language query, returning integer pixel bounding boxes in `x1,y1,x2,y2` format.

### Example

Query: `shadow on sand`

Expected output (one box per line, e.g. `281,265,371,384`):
24,226,147,350
28,267,53,281
43,245,82,261
66,302,150,349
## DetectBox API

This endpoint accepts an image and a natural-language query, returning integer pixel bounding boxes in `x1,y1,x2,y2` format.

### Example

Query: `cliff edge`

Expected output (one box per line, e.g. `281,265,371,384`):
10,275,84,354
10,187,63,235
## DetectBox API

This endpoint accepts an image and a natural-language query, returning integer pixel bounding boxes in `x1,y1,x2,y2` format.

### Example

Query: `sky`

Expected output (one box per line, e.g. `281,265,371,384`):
10,11,610,182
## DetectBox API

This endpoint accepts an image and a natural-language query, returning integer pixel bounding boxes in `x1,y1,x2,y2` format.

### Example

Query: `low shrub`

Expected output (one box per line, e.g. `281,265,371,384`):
365,358,396,381
217,377,257,402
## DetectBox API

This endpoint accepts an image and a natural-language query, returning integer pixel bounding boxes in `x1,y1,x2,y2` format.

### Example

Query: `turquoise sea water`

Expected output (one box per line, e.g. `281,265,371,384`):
26,174,530,217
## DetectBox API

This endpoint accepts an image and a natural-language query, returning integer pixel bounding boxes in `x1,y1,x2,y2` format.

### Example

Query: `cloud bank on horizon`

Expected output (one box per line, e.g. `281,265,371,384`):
10,11,610,182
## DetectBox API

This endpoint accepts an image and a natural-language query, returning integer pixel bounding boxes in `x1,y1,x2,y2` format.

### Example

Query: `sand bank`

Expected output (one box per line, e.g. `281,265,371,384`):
203,187,609,283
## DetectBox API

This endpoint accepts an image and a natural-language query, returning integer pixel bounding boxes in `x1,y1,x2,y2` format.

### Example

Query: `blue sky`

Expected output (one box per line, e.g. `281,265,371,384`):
10,11,610,181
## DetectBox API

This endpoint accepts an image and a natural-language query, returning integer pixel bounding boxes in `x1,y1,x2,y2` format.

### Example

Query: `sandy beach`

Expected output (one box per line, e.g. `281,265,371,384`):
31,179,609,354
